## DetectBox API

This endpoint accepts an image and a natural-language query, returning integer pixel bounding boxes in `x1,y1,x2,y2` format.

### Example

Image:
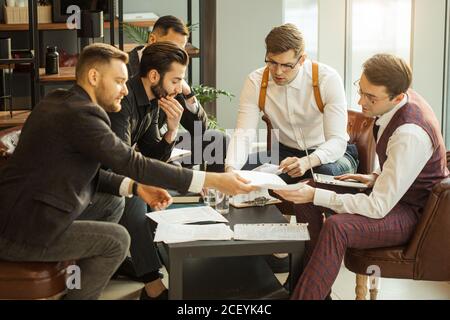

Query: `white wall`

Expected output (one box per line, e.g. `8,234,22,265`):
411,0,447,126
216,0,283,130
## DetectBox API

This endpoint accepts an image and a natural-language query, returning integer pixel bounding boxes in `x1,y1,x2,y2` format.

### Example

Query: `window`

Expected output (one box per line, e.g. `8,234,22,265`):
283,0,318,60
347,0,412,109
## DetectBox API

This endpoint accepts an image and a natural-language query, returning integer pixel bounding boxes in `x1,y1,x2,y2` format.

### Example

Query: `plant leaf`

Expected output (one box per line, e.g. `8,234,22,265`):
123,23,149,45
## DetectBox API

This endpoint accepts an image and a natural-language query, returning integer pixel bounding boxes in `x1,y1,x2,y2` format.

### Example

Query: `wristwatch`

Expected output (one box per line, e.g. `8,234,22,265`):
183,91,196,100
132,181,139,197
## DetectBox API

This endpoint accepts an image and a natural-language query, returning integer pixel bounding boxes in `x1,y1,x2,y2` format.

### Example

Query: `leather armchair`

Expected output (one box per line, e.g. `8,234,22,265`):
344,151,450,300
0,126,69,299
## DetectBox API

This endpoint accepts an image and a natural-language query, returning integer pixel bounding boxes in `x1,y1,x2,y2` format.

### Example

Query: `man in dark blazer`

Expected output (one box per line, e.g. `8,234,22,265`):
0,43,255,300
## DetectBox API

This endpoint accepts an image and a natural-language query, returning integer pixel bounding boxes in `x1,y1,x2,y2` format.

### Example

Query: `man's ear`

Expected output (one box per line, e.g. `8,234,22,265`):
393,92,405,105
87,68,100,87
147,69,160,84
148,33,157,45
300,54,307,65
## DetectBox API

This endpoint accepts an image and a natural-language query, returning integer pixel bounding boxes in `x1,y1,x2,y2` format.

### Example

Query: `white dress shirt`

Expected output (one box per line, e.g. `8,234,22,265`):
314,95,434,219
225,60,349,171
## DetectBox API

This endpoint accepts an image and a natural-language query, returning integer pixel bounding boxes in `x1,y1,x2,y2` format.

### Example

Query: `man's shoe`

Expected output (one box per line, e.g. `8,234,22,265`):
140,288,168,300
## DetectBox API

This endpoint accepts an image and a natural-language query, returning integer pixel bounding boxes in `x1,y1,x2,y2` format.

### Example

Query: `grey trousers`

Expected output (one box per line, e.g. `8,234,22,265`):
0,221,130,300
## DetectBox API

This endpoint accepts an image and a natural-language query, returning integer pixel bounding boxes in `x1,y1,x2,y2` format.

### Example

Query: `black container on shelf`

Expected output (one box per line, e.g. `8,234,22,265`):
45,46,60,75
0,38,12,59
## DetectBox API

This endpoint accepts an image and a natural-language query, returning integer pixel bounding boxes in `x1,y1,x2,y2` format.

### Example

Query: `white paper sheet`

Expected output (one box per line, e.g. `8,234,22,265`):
234,223,310,241
146,206,228,225
234,170,305,190
168,148,192,162
252,163,283,175
154,223,234,243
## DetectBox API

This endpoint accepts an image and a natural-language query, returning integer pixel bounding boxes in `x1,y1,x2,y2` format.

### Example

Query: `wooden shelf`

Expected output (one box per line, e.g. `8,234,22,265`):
0,110,30,128
0,19,156,31
39,67,75,83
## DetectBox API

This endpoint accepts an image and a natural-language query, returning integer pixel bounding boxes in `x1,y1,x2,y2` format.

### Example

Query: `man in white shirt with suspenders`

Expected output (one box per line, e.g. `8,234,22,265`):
225,24,358,184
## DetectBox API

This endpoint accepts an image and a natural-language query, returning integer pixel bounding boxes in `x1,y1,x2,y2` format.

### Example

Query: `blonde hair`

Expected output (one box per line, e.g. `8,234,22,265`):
265,23,305,57
76,43,129,80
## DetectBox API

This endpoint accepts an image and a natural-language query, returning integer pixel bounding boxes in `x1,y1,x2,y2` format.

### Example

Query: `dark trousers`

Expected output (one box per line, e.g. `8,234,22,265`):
78,193,162,283
119,196,162,282
242,143,359,183
291,202,419,300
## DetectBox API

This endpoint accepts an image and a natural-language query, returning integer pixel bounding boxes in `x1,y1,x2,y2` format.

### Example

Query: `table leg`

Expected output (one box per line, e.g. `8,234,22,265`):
168,252,184,300
288,245,304,294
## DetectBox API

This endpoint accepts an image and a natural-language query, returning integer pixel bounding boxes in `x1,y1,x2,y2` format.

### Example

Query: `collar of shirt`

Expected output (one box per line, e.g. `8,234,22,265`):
71,84,93,103
375,94,408,132
128,75,158,110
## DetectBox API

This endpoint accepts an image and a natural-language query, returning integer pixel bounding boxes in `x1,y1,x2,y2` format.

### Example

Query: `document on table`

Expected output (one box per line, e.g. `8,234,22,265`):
154,223,234,244
234,223,310,241
234,170,306,191
146,206,228,225
252,163,283,175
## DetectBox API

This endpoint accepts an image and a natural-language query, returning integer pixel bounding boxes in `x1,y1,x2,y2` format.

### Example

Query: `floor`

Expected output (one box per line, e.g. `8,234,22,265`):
99,263,450,300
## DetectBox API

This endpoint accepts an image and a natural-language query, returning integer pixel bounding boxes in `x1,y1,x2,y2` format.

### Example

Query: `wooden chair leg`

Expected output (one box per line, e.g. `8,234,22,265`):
369,288,378,300
355,274,368,300
369,276,379,300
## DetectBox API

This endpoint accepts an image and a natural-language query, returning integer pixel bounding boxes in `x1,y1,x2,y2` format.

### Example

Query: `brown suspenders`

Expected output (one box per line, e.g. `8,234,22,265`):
258,61,325,115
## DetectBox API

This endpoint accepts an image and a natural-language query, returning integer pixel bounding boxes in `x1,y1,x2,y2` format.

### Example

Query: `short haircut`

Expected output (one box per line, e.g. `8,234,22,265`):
265,23,305,58
363,54,412,98
152,15,189,37
76,43,128,79
139,42,189,78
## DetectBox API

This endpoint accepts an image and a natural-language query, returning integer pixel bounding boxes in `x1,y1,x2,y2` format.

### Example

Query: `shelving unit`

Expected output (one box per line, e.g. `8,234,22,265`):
0,0,38,127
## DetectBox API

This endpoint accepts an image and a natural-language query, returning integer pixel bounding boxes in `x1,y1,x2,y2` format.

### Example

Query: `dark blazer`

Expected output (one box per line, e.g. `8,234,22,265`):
127,46,209,137
0,85,193,248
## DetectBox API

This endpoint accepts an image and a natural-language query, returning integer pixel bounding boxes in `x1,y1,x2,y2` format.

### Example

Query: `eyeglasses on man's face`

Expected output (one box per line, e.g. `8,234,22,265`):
354,80,392,105
265,55,303,72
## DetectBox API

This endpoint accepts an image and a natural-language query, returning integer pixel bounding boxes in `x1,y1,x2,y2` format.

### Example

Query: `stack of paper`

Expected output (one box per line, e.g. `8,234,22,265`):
146,206,228,225
234,223,310,241
154,223,233,244
234,170,305,191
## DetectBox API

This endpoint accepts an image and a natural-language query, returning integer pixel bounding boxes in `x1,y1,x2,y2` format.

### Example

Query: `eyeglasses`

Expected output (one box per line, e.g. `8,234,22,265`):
354,80,392,105
265,55,303,72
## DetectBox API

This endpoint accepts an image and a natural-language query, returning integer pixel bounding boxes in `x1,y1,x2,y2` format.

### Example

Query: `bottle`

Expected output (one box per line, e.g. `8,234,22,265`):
45,46,59,75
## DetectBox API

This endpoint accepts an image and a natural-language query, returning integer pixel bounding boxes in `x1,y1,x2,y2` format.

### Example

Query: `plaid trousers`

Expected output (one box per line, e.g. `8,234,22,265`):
291,201,419,300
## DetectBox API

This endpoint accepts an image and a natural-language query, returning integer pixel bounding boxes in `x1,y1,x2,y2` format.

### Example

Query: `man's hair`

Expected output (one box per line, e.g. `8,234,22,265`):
152,15,189,37
363,54,412,98
139,41,189,78
265,23,305,57
76,43,129,79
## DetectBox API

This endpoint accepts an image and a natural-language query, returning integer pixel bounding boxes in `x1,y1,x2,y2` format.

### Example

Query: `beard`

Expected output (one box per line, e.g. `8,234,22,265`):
151,78,169,99
96,80,121,113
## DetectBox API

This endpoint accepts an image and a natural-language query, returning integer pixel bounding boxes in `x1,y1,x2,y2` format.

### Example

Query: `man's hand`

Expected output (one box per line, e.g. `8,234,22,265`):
273,184,316,204
136,184,173,211
279,156,310,178
334,173,378,188
204,172,259,196
159,96,184,143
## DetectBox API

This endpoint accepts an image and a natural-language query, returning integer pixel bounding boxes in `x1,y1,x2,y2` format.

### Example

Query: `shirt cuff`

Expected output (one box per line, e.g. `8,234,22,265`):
185,98,199,114
312,149,328,165
313,188,335,208
119,177,133,198
188,170,206,193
